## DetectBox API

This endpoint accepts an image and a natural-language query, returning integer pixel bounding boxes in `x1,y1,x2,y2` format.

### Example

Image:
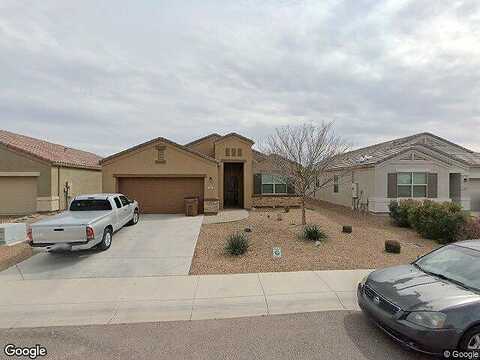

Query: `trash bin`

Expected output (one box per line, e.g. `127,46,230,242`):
184,197,199,216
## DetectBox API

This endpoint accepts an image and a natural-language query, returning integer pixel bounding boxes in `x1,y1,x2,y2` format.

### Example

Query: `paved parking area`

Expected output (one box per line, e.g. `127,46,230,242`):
0,214,204,280
0,311,429,360
0,269,372,329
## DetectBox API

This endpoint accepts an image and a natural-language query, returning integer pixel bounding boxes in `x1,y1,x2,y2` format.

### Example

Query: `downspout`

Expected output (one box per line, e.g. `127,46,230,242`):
57,166,61,210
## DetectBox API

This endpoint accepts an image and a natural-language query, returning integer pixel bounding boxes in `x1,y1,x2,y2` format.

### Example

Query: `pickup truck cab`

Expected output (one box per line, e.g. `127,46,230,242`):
29,193,139,251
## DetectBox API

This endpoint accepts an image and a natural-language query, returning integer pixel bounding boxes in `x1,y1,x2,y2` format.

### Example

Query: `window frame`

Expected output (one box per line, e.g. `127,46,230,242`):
333,175,339,193
261,174,288,195
113,197,123,208
119,196,130,206
397,172,428,198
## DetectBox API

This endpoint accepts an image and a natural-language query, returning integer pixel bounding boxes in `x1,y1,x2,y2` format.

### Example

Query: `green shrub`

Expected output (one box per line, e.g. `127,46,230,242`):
458,217,480,241
302,224,327,241
385,240,401,254
390,200,466,243
389,200,415,227
225,232,249,256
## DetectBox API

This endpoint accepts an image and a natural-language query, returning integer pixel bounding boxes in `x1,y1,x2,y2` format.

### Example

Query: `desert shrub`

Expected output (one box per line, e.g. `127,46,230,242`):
456,217,480,241
407,200,465,243
385,240,401,254
302,224,327,241
389,200,416,227
225,232,249,256
390,200,466,244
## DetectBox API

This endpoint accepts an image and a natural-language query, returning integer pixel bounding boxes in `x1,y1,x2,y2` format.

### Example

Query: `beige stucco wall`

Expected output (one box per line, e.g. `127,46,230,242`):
314,168,375,209
0,145,52,197
188,137,217,157
102,140,219,200
372,150,469,212
214,137,253,209
51,167,102,210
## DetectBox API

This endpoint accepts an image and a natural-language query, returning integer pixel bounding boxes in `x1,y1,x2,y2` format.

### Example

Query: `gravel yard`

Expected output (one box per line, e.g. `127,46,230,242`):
0,243,32,272
190,200,439,275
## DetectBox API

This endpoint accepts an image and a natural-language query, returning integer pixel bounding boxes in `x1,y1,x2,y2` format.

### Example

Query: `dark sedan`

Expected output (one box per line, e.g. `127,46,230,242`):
358,240,480,356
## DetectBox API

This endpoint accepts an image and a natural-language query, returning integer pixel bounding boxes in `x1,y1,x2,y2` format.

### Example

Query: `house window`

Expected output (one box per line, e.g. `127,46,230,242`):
225,148,230,157
397,172,427,198
237,148,242,157
261,174,287,194
231,148,237,157
333,175,339,193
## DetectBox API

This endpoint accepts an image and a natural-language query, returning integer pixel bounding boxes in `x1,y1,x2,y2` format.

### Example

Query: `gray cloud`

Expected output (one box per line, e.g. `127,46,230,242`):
0,0,479,156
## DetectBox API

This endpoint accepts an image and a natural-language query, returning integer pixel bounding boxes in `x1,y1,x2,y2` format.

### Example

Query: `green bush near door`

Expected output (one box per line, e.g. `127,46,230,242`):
388,200,467,244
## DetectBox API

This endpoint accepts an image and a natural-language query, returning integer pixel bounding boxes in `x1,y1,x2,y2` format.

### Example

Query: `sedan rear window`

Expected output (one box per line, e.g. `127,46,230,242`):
70,199,112,211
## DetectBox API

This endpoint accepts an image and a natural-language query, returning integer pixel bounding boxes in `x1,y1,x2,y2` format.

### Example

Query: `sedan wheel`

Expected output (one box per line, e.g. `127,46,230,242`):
467,334,480,350
133,211,139,224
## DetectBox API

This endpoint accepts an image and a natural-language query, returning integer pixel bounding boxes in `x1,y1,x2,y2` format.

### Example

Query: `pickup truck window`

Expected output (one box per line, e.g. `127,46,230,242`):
120,196,130,206
114,197,122,209
70,199,112,211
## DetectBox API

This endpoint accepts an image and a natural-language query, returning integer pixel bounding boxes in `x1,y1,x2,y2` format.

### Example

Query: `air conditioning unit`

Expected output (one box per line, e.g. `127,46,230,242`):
352,183,359,198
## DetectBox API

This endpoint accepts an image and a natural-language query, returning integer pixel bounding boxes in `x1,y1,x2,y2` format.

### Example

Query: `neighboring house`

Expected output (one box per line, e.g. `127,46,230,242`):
0,130,102,215
101,133,300,214
314,132,480,213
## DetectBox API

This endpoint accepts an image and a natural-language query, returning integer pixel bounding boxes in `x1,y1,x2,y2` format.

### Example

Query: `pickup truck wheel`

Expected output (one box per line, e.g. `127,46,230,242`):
98,228,112,251
128,209,139,226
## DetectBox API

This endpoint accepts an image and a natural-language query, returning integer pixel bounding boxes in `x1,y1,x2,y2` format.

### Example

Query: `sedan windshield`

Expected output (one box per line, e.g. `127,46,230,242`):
415,244,480,292
70,199,112,211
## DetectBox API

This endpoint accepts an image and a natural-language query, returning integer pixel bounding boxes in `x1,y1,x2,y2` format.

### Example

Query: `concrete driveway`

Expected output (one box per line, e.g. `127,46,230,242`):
0,214,204,280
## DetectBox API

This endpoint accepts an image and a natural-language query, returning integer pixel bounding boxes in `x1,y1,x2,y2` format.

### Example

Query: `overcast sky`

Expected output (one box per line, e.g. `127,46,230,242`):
1,0,479,156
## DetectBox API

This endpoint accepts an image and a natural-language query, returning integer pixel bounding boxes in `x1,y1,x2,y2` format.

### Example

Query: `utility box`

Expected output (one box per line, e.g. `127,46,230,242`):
0,223,27,246
351,183,359,198
184,197,199,217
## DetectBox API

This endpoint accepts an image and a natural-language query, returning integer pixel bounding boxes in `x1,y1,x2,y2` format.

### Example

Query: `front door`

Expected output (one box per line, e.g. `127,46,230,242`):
224,162,244,208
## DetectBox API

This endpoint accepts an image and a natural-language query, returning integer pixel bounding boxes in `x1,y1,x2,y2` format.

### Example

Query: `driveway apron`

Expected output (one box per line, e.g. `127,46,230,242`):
0,214,204,280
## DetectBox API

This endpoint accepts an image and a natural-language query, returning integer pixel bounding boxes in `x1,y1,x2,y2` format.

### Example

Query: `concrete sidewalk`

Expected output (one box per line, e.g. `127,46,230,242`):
0,269,372,329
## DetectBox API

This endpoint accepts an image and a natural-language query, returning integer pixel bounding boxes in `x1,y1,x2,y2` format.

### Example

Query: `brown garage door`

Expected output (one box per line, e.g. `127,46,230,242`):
118,177,204,214
0,176,37,215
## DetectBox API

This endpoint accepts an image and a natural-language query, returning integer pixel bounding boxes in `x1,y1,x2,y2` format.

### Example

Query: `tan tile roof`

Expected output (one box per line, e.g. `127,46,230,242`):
329,132,479,169
0,129,102,169
101,136,219,164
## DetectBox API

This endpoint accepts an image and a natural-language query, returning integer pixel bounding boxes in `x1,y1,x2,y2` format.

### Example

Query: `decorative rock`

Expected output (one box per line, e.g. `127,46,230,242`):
244,227,252,233
342,225,352,233
315,241,321,246
385,240,401,254
277,213,283,221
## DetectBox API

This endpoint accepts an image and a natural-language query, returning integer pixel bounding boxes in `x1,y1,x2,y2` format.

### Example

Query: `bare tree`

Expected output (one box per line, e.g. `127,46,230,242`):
262,122,349,225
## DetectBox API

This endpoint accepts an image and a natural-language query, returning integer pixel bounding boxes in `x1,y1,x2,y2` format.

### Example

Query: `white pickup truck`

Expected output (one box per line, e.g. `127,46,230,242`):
28,193,139,251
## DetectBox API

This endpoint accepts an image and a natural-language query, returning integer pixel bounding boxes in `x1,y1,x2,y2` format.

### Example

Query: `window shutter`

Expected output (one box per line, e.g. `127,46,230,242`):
287,179,295,194
387,173,397,198
427,173,438,198
254,174,262,195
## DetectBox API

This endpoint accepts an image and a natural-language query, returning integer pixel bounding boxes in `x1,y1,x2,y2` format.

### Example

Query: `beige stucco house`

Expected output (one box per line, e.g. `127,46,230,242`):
0,130,102,215
101,133,300,214
314,133,480,213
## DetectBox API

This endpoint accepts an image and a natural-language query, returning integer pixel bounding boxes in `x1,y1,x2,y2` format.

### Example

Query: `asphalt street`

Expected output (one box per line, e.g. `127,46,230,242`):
0,311,431,360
